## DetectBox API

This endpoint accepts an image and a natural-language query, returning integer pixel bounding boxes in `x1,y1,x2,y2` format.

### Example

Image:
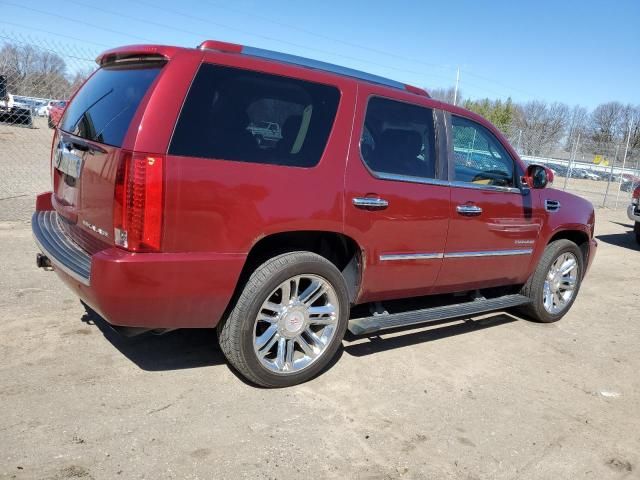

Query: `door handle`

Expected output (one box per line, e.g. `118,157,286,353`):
456,204,482,216
352,197,389,210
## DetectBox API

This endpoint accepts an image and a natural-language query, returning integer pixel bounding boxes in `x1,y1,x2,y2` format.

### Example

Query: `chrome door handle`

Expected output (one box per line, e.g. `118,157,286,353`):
352,197,389,210
456,204,482,216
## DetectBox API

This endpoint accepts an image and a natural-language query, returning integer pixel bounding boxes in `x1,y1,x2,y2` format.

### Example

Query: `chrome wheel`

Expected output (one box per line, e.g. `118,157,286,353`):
253,274,340,375
543,252,578,315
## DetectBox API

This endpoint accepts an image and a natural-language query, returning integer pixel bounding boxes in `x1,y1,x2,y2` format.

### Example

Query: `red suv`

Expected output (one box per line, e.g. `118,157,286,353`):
47,100,68,129
33,40,597,387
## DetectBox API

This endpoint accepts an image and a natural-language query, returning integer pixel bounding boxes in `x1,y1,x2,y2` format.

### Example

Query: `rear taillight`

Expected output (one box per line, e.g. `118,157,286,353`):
114,151,164,252
632,187,640,203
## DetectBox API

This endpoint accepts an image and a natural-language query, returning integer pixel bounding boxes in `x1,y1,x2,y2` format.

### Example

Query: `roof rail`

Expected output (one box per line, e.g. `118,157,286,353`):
198,40,429,97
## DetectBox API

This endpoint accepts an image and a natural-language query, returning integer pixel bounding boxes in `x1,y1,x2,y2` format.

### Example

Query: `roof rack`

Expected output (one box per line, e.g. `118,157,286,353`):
198,40,429,97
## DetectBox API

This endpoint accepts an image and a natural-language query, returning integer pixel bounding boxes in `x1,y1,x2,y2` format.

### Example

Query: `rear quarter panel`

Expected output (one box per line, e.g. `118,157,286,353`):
161,54,358,253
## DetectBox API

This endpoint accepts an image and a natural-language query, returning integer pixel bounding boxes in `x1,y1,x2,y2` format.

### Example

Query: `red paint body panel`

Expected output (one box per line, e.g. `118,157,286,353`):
343,84,450,302
59,248,245,328
33,41,597,330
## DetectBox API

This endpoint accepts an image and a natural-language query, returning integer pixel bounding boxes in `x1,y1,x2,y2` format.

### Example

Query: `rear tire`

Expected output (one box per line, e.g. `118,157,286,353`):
634,222,640,245
217,252,349,388
519,239,584,323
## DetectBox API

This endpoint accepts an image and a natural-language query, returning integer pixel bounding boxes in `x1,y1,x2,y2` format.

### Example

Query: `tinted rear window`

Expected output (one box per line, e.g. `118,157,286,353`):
60,63,162,147
169,63,340,168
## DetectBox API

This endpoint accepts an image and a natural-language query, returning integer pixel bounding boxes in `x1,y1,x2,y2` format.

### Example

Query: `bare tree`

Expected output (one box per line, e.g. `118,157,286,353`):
512,101,569,155
565,105,588,151
429,86,458,104
0,43,70,98
588,102,625,156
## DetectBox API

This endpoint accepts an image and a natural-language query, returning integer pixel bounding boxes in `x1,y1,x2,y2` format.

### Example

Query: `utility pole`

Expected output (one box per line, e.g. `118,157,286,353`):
563,132,580,191
602,144,619,208
615,116,634,207
453,67,460,106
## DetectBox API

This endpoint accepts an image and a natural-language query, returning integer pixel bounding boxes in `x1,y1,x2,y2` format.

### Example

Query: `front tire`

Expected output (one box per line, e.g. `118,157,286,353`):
519,239,584,323
218,252,349,387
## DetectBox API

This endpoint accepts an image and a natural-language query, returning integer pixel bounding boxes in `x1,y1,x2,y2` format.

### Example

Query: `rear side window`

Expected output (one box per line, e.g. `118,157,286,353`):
360,97,436,180
61,63,163,147
169,64,340,167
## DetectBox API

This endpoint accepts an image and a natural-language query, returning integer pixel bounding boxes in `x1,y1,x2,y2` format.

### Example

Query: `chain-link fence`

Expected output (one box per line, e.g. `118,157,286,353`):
1,29,637,211
0,30,97,202
503,122,639,209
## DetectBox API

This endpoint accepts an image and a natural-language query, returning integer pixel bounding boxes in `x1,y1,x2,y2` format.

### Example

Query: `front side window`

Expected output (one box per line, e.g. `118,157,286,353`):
451,115,515,187
360,97,436,180
170,64,340,168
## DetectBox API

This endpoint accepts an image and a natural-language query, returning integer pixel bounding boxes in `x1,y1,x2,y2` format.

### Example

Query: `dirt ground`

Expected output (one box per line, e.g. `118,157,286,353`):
0,200,638,479
1,121,639,479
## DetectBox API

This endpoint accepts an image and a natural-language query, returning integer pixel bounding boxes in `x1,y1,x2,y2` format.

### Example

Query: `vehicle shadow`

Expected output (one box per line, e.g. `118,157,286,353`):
343,313,519,357
609,221,634,229
596,233,639,252
83,313,227,372
81,310,517,380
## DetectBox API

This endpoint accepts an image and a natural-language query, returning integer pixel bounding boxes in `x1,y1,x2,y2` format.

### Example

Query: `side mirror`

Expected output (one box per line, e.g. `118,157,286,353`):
527,164,553,189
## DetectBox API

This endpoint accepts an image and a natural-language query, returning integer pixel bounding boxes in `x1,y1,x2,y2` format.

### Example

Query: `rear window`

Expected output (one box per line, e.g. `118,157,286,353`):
169,63,341,168
60,63,162,147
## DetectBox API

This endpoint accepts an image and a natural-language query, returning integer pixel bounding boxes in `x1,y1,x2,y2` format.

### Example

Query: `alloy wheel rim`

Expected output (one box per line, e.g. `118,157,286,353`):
543,252,579,315
253,274,339,375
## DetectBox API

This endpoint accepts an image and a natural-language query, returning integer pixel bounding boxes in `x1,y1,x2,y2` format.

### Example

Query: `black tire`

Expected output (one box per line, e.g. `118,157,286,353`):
47,116,54,129
634,222,640,245
519,239,584,323
217,252,349,387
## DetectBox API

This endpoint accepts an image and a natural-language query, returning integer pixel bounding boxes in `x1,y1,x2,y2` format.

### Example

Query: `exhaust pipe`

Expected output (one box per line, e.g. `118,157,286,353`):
36,253,53,270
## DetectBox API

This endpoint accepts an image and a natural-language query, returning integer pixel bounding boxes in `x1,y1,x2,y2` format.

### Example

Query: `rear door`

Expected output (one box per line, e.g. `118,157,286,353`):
435,113,542,292
344,87,450,303
52,61,165,251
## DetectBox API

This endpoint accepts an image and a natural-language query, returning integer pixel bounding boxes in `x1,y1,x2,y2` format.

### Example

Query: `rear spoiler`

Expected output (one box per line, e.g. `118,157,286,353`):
96,45,180,66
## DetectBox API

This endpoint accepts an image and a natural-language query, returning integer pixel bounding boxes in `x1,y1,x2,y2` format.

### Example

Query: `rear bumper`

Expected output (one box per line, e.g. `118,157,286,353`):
32,209,245,329
628,204,640,223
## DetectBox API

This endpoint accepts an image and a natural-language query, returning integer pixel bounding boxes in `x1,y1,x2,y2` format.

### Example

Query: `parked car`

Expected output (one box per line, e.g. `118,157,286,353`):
47,100,67,128
548,164,568,177
621,178,640,192
582,170,601,181
32,40,597,387
37,100,54,117
0,81,33,126
628,186,640,244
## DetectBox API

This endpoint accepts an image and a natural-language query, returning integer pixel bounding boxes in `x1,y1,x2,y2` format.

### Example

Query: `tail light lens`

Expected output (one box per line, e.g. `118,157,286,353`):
113,151,164,252
632,187,640,204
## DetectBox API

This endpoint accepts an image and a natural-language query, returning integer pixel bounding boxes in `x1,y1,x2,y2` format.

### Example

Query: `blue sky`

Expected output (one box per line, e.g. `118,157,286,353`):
1,0,638,108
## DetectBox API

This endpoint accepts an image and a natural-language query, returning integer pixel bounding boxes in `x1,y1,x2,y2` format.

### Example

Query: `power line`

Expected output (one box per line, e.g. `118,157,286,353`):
0,20,110,48
123,0,454,83
1,0,525,100
0,2,155,43
201,0,536,98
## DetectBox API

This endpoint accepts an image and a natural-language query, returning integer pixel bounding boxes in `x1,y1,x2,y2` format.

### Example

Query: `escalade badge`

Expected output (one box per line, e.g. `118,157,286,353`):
82,220,109,238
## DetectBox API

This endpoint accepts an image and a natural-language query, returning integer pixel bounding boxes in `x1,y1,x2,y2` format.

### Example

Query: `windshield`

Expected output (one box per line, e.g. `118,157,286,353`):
60,63,162,147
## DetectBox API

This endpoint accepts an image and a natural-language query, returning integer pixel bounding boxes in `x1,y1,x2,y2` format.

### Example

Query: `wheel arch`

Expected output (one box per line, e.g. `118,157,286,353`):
233,230,363,307
547,228,590,272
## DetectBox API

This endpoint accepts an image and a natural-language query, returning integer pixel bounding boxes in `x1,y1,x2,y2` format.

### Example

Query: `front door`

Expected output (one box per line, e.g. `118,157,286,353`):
344,90,450,303
435,114,542,292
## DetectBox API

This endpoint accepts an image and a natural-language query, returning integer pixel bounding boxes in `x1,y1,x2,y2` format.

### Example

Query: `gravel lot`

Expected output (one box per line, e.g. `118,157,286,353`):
1,121,639,479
